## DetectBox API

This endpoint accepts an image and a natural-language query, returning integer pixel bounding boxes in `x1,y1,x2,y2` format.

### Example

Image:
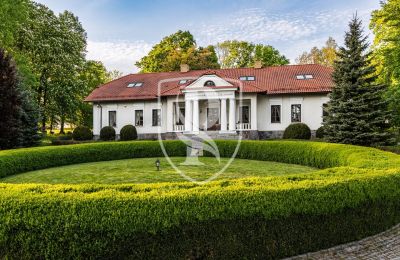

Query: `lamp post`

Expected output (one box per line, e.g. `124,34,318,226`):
155,159,160,171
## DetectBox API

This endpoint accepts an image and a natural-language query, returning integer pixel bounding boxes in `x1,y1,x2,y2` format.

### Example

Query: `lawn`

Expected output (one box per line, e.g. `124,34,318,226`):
1,157,316,184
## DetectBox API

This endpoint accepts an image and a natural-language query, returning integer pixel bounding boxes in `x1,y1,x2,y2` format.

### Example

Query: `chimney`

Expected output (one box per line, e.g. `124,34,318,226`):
180,64,190,73
254,60,262,69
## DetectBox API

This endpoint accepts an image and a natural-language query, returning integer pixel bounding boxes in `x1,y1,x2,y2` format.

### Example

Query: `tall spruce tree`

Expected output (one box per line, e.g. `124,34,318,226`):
0,48,22,149
0,48,40,149
323,16,394,146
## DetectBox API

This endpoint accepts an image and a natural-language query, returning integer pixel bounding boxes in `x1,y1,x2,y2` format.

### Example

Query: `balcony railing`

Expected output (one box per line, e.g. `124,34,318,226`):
236,123,251,130
173,124,185,132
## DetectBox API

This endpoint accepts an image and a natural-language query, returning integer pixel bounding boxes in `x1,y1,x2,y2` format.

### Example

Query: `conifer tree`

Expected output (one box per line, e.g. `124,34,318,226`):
0,48,22,149
0,48,40,149
323,16,394,146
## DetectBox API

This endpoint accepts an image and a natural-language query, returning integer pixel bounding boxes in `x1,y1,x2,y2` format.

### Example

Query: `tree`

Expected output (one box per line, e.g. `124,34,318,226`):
215,40,288,68
323,16,393,146
0,49,22,149
296,37,338,66
136,30,220,72
16,3,87,132
370,0,400,127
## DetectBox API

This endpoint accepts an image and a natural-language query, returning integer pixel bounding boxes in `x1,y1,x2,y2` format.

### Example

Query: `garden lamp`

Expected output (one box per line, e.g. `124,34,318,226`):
155,159,160,171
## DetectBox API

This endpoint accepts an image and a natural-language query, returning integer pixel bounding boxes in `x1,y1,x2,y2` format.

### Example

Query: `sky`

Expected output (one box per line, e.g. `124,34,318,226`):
36,0,381,75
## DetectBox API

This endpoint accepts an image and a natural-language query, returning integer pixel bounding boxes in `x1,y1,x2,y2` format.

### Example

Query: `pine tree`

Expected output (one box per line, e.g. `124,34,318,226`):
323,16,394,146
0,48,22,149
18,86,41,147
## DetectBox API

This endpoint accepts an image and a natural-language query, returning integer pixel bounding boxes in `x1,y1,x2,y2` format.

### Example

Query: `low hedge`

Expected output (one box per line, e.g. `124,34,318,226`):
1,140,400,258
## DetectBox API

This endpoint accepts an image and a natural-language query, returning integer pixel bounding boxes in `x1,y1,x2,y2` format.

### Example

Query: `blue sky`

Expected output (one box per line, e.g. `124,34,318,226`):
36,0,381,74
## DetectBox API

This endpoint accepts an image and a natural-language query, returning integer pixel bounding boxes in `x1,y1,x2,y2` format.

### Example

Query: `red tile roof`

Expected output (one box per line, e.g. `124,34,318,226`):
85,64,333,102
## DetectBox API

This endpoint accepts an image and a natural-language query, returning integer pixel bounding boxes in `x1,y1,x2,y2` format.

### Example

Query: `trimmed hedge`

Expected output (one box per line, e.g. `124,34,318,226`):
120,124,137,141
316,126,326,139
283,123,312,139
100,126,116,141
72,126,92,141
0,140,400,258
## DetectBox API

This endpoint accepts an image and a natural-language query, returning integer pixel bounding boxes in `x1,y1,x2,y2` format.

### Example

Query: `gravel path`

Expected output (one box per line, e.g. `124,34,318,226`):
287,224,400,259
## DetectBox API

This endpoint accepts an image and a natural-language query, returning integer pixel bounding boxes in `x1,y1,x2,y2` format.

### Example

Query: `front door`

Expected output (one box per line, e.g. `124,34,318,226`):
207,108,220,131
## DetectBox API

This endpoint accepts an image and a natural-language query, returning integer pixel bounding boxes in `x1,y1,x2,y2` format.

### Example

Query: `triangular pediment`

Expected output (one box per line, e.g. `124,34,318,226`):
184,74,234,90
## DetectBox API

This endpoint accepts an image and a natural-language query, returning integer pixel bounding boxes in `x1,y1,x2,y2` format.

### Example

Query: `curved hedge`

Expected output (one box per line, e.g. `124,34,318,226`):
0,140,400,258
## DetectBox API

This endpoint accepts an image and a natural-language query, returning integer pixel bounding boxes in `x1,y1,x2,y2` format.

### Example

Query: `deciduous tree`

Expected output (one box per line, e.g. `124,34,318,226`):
296,37,338,67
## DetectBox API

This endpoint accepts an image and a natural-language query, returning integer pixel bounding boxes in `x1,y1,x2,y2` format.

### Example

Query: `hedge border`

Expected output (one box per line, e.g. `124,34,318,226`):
1,140,400,258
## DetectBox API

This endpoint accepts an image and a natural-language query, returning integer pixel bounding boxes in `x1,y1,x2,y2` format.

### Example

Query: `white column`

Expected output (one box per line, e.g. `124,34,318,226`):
192,99,199,133
220,98,227,132
184,100,192,132
251,95,257,130
166,99,173,132
229,98,236,131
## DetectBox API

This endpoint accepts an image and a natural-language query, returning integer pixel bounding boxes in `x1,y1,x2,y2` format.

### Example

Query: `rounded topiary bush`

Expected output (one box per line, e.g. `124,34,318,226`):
283,123,311,140
120,125,137,141
72,126,93,141
316,126,326,139
100,126,116,141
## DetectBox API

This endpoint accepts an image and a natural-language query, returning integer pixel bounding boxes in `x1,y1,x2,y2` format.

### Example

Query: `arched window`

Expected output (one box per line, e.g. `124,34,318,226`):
204,80,215,87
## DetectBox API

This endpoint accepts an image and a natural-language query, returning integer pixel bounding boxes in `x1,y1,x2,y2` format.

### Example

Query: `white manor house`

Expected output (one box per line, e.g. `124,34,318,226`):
85,63,333,139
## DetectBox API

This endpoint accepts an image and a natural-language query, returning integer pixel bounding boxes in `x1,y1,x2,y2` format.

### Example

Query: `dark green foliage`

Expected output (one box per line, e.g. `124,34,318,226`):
100,126,115,141
283,123,311,140
72,126,92,141
120,125,137,141
323,16,394,146
316,126,326,139
0,48,21,149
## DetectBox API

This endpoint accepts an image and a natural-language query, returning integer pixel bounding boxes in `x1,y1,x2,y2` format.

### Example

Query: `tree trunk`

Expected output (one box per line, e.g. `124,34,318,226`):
60,114,65,135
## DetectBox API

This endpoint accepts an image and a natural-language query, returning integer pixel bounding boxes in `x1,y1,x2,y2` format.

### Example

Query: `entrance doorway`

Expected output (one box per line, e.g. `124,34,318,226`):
207,108,220,131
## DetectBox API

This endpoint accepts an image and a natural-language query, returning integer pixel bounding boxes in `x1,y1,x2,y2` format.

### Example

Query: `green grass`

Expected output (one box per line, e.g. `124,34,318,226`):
1,157,317,184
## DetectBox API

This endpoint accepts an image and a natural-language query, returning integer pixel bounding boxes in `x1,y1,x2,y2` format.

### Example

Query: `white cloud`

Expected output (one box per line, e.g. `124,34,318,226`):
193,7,375,63
86,40,153,75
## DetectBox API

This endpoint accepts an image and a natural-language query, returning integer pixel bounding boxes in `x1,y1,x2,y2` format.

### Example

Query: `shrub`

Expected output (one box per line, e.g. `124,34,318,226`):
100,126,116,141
0,141,400,258
120,125,137,141
57,135,73,141
316,126,325,139
72,126,92,141
283,123,311,140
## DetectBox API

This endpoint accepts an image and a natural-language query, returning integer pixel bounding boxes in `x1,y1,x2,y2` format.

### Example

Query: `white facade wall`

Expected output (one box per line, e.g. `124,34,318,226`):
257,94,330,131
92,93,330,136
92,100,166,136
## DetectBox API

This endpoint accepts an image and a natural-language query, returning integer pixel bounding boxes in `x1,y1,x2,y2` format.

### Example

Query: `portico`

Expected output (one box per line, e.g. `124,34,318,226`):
182,89,237,134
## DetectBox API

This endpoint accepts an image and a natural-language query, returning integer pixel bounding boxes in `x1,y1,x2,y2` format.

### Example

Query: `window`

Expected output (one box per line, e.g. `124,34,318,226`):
291,104,301,122
239,76,255,81
109,111,116,127
322,103,329,122
135,110,143,126
271,105,281,123
179,79,188,84
239,106,250,124
152,109,161,126
296,74,313,80
204,80,215,86
127,82,143,88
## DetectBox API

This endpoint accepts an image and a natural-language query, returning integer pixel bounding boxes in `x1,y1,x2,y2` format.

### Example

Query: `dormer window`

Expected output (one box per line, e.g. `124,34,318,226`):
127,82,143,88
204,80,215,86
296,74,313,80
239,76,255,81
